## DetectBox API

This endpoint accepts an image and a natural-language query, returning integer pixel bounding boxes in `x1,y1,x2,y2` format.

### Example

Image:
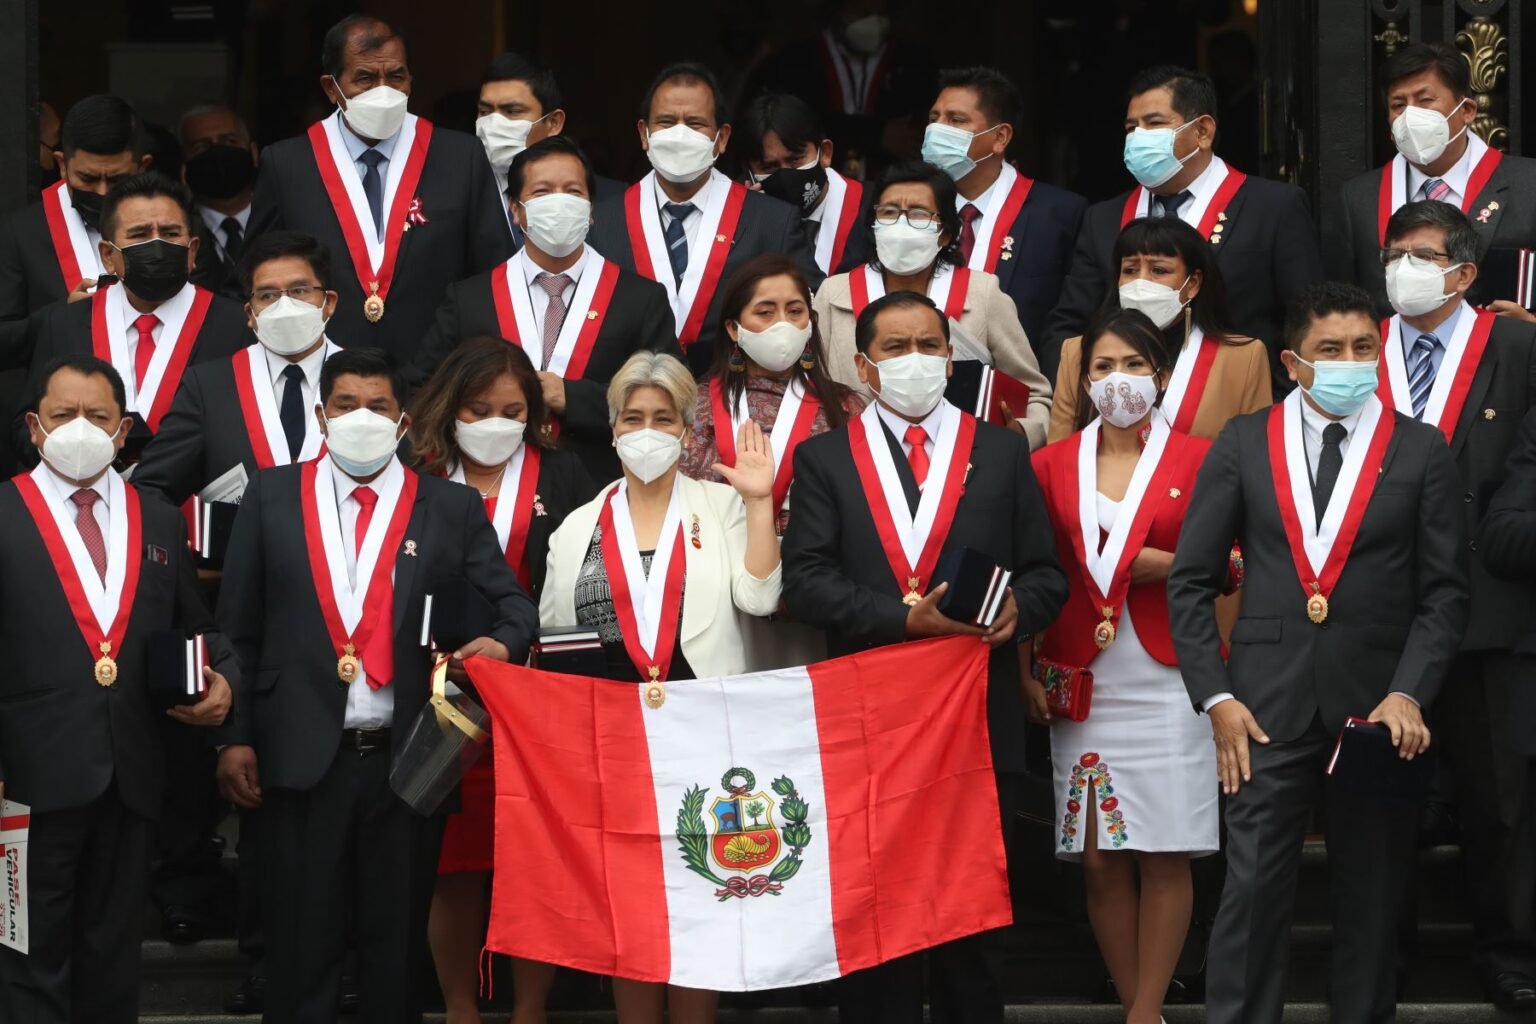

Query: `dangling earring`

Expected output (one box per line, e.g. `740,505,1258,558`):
799,343,815,371
728,345,746,374
1182,304,1193,348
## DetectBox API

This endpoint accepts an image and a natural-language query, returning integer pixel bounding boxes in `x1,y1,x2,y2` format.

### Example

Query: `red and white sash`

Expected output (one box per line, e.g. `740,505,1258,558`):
964,163,1034,274
1157,325,1220,434
15,466,143,670
1376,132,1503,246
1377,303,1494,442
598,478,687,682
299,457,417,687
1121,157,1247,242
848,262,970,322
231,341,335,468
846,401,976,599
41,180,104,290
1267,391,1394,611
710,379,821,518
818,28,891,115
1068,418,1177,632
449,445,542,588
91,283,212,433
624,170,747,349
490,249,619,377
814,169,864,275
307,111,433,310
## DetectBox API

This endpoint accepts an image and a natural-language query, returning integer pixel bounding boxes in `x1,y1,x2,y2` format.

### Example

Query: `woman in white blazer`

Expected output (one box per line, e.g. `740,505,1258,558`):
538,350,780,1023
812,159,1054,448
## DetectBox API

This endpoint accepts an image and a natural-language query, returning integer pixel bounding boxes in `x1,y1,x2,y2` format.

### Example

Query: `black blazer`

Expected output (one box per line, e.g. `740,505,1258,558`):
408,256,682,481
0,478,237,817
781,410,1069,772
216,463,538,790
1168,405,1469,743
248,119,514,362
1328,153,1536,317
987,178,1088,347
1481,407,1536,655
587,177,825,376
1042,172,1324,384
0,198,78,322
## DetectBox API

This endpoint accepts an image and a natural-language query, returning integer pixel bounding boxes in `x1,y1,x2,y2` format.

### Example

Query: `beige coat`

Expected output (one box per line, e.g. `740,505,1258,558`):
812,267,1054,450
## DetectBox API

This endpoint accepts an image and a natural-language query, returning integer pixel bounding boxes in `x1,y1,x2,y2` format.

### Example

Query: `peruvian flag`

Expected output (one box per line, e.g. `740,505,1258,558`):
467,636,1010,991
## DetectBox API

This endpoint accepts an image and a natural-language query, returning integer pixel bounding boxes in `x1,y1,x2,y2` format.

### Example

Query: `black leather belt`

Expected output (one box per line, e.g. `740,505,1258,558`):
341,727,392,755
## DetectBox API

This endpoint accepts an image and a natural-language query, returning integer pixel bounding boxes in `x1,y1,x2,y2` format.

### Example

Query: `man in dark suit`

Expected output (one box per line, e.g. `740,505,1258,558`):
1168,282,1468,1024
180,103,260,301
1481,409,1536,756
412,136,678,482
736,90,873,277
782,291,1068,1024
588,62,822,376
23,173,251,461
215,347,537,1024
924,67,1086,347
247,15,513,364
1375,200,1536,1009
1043,66,1323,383
1327,43,1536,321
0,353,236,1024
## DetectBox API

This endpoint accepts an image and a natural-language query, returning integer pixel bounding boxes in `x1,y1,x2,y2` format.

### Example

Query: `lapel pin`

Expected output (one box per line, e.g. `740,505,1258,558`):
1484,408,1497,420
586,310,599,320
533,494,547,517
1477,201,1499,224
715,233,727,244
1169,487,1182,499
1217,211,1228,222
690,514,702,549
404,540,418,557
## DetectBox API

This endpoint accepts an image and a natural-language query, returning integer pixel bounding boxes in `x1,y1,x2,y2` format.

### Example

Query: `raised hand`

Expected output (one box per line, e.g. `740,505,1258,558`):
713,419,775,501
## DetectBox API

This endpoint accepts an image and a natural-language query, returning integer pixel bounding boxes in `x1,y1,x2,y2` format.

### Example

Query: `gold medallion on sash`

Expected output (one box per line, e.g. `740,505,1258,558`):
1093,607,1117,650
95,640,118,687
363,282,385,322
337,641,362,683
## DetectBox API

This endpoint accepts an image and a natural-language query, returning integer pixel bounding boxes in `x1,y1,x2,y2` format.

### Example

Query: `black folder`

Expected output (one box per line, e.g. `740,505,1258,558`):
931,546,1013,627
145,629,209,708
1326,717,1434,803
424,577,497,654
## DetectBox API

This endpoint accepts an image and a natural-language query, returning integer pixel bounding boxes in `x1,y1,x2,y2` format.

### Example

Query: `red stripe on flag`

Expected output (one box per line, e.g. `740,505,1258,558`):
808,636,1010,975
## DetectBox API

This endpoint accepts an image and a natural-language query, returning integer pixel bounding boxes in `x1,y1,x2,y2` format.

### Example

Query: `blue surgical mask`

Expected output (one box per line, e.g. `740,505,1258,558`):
1122,121,1197,189
1295,356,1380,417
921,121,998,181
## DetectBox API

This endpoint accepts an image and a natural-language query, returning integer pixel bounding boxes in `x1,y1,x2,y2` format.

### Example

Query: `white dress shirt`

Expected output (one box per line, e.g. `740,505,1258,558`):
262,336,332,410
958,169,1002,219
1155,152,1227,225
1406,132,1482,208
38,460,111,542
332,457,402,729
874,399,945,464
655,171,716,268
197,203,252,259
118,283,195,372
518,246,590,342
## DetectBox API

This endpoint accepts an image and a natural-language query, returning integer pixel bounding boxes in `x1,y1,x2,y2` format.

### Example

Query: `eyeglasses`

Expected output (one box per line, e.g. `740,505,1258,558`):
250,285,325,308
1379,247,1452,266
872,205,940,230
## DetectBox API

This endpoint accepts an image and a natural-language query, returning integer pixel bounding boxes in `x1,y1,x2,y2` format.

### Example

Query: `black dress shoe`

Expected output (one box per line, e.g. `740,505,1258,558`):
161,909,207,946
1487,970,1536,1012
224,974,266,1015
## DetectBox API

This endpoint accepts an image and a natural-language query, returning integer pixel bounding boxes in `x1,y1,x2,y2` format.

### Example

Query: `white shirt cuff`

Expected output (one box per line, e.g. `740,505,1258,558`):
1201,692,1235,713
1389,691,1420,707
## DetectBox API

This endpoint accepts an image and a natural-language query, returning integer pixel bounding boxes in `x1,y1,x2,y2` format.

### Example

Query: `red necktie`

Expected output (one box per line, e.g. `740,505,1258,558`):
958,203,981,264
904,425,930,489
132,313,160,391
352,486,394,688
70,489,107,582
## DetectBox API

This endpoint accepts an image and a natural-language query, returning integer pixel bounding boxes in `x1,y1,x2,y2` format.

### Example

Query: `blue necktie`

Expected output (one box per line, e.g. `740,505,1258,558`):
662,202,695,285
359,149,386,238
1407,333,1439,419
1154,190,1192,219
279,364,306,461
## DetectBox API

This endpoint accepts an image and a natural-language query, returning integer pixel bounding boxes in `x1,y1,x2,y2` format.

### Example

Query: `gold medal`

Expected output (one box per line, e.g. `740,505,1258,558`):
337,641,362,683
643,665,665,709
902,576,922,606
1306,582,1329,624
94,640,118,687
1093,607,1117,651
363,282,385,323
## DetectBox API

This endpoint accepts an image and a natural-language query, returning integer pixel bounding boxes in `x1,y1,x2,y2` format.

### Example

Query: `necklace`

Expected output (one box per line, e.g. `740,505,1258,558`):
464,461,509,498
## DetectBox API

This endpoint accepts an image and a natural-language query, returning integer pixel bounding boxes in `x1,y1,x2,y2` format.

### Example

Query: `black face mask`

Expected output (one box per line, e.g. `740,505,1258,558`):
761,164,829,217
184,145,257,200
70,188,106,231
115,238,190,303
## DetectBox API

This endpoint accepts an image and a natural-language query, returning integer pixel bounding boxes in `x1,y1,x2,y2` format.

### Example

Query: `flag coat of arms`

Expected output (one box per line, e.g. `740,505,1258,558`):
468,636,1011,992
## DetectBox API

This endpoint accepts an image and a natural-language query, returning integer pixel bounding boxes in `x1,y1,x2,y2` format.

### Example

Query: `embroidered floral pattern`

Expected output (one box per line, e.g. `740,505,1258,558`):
1060,751,1129,851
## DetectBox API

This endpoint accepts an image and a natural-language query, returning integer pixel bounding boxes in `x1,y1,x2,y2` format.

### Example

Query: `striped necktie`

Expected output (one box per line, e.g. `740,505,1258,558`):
1422,178,1451,203
1407,333,1439,419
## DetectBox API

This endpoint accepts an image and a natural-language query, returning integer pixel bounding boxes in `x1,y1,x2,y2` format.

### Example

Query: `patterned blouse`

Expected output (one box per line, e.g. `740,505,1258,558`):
572,524,694,681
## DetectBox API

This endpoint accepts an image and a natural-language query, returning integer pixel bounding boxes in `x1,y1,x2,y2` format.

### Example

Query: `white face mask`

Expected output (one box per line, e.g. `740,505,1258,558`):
254,296,328,357
1391,102,1470,167
734,320,811,374
36,414,122,481
1118,276,1190,330
1088,372,1159,429
455,416,526,467
1384,254,1463,317
843,13,890,54
518,193,591,258
322,407,402,478
336,83,409,141
873,220,941,276
645,124,719,184
866,351,949,419
614,427,682,484
475,112,546,175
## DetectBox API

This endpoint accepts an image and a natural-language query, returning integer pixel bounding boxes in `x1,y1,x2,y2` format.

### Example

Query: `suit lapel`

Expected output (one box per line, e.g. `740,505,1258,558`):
992,203,1029,289
1212,185,1251,263
1450,333,1499,460
1467,169,1510,258
391,483,428,635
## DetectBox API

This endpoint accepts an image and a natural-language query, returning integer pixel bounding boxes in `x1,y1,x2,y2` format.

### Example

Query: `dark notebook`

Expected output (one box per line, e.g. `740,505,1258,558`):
145,629,209,708
190,498,239,568
931,546,1013,627
1327,717,1434,802
532,626,607,677
424,578,497,654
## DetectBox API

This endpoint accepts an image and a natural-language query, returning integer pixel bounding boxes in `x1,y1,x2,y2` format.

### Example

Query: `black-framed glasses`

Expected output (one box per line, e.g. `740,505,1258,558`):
1379,247,1452,267
872,205,941,231
250,285,326,308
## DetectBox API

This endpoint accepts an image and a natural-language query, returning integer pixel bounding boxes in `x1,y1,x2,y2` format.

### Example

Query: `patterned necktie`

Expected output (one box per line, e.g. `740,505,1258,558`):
1313,422,1346,527
132,313,160,391
221,216,244,261
1422,177,1451,203
1155,190,1193,219
351,486,393,688
958,203,982,264
1407,333,1440,419
662,202,695,285
279,364,306,460
535,272,573,370
904,425,930,489
359,149,386,238
70,489,107,582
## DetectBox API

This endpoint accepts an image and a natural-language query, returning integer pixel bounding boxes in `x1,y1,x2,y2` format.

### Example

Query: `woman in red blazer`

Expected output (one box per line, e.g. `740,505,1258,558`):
1028,308,1224,1024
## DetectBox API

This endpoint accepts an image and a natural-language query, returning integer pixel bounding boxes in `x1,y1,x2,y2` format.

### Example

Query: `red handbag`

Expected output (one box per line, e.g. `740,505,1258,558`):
1032,657,1093,722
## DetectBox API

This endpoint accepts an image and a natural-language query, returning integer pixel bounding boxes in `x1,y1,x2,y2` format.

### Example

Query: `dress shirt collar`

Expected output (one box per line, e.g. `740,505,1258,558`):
119,279,195,328
1406,130,1484,202
197,203,251,238
36,457,114,509
518,243,590,287
874,397,950,448
652,167,716,214
262,335,335,388
328,451,404,506
962,169,1002,214
1297,388,1365,456
1402,297,1466,352
336,108,402,165
1178,152,1227,207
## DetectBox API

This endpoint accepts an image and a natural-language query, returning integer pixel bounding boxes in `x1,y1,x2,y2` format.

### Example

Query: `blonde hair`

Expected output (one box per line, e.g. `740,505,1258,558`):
606,351,697,427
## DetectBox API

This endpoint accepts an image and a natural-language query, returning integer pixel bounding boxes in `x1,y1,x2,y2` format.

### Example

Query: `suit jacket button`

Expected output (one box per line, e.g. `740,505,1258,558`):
1470,540,1478,551
1320,621,1330,630
1464,492,1475,503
